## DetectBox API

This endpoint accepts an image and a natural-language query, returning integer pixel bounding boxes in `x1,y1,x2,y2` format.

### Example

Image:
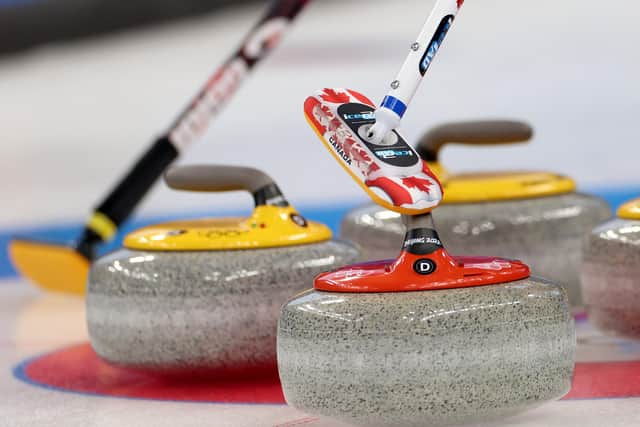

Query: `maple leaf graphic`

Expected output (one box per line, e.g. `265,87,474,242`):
366,177,413,206
402,177,433,194
421,163,443,193
346,89,374,107
329,117,343,132
320,105,333,117
305,98,328,134
320,88,351,104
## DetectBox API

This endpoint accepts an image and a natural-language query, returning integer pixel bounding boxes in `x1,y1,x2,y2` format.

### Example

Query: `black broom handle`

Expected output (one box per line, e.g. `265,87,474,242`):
80,0,311,249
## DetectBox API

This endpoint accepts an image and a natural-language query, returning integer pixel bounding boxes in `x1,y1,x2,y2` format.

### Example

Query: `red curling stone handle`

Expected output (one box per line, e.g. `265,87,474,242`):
314,228,530,293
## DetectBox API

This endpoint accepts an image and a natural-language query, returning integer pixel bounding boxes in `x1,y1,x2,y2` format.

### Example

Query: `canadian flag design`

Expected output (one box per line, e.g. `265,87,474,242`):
304,88,443,214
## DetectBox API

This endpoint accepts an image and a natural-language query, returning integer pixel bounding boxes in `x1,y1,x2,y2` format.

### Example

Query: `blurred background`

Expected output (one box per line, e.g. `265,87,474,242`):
1,0,639,275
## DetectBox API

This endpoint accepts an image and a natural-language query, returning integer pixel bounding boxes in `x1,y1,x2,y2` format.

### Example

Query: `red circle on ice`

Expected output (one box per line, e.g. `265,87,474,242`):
16,343,285,404
13,342,640,403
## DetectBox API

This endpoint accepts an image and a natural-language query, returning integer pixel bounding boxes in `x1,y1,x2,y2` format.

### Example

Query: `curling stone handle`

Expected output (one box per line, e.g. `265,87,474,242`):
416,120,533,162
164,165,289,207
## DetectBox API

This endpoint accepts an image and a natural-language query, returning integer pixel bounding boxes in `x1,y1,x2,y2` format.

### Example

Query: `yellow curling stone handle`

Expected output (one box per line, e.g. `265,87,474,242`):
617,197,640,220
416,120,576,202
124,165,332,251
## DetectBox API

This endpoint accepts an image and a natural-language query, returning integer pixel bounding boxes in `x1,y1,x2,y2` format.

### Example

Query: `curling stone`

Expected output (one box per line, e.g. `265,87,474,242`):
581,197,640,340
341,120,611,307
280,84,575,426
278,215,575,427
87,165,359,374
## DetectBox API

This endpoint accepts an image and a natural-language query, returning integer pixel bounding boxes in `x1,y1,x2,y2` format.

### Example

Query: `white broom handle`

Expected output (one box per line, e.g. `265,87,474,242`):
368,0,463,144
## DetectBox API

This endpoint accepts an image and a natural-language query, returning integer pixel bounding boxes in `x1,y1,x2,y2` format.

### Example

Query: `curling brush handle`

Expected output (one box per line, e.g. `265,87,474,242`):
369,0,463,142
417,120,533,162
78,136,177,248
165,165,288,207
167,0,311,154
74,0,310,249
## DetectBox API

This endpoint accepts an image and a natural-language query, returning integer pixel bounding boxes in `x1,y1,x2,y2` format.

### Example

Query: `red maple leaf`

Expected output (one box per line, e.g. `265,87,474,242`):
320,104,333,117
329,117,343,132
356,148,372,163
421,163,443,194
342,137,357,155
366,177,413,206
304,97,327,134
402,177,433,194
346,89,374,107
320,88,351,104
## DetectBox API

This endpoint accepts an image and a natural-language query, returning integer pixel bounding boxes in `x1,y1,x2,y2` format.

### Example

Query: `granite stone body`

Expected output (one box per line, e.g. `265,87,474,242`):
581,218,640,339
87,240,359,373
278,278,575,427
341,193,611,307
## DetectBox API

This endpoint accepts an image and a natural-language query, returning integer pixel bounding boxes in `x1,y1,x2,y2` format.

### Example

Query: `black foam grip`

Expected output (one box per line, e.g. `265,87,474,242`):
94,136,178,227
253,183,288,207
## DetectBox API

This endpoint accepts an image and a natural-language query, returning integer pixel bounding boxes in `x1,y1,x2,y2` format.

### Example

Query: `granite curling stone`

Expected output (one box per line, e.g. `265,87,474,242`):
278,215,576,427
341,120,611,307
87,165,359,374
581,197,640,340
